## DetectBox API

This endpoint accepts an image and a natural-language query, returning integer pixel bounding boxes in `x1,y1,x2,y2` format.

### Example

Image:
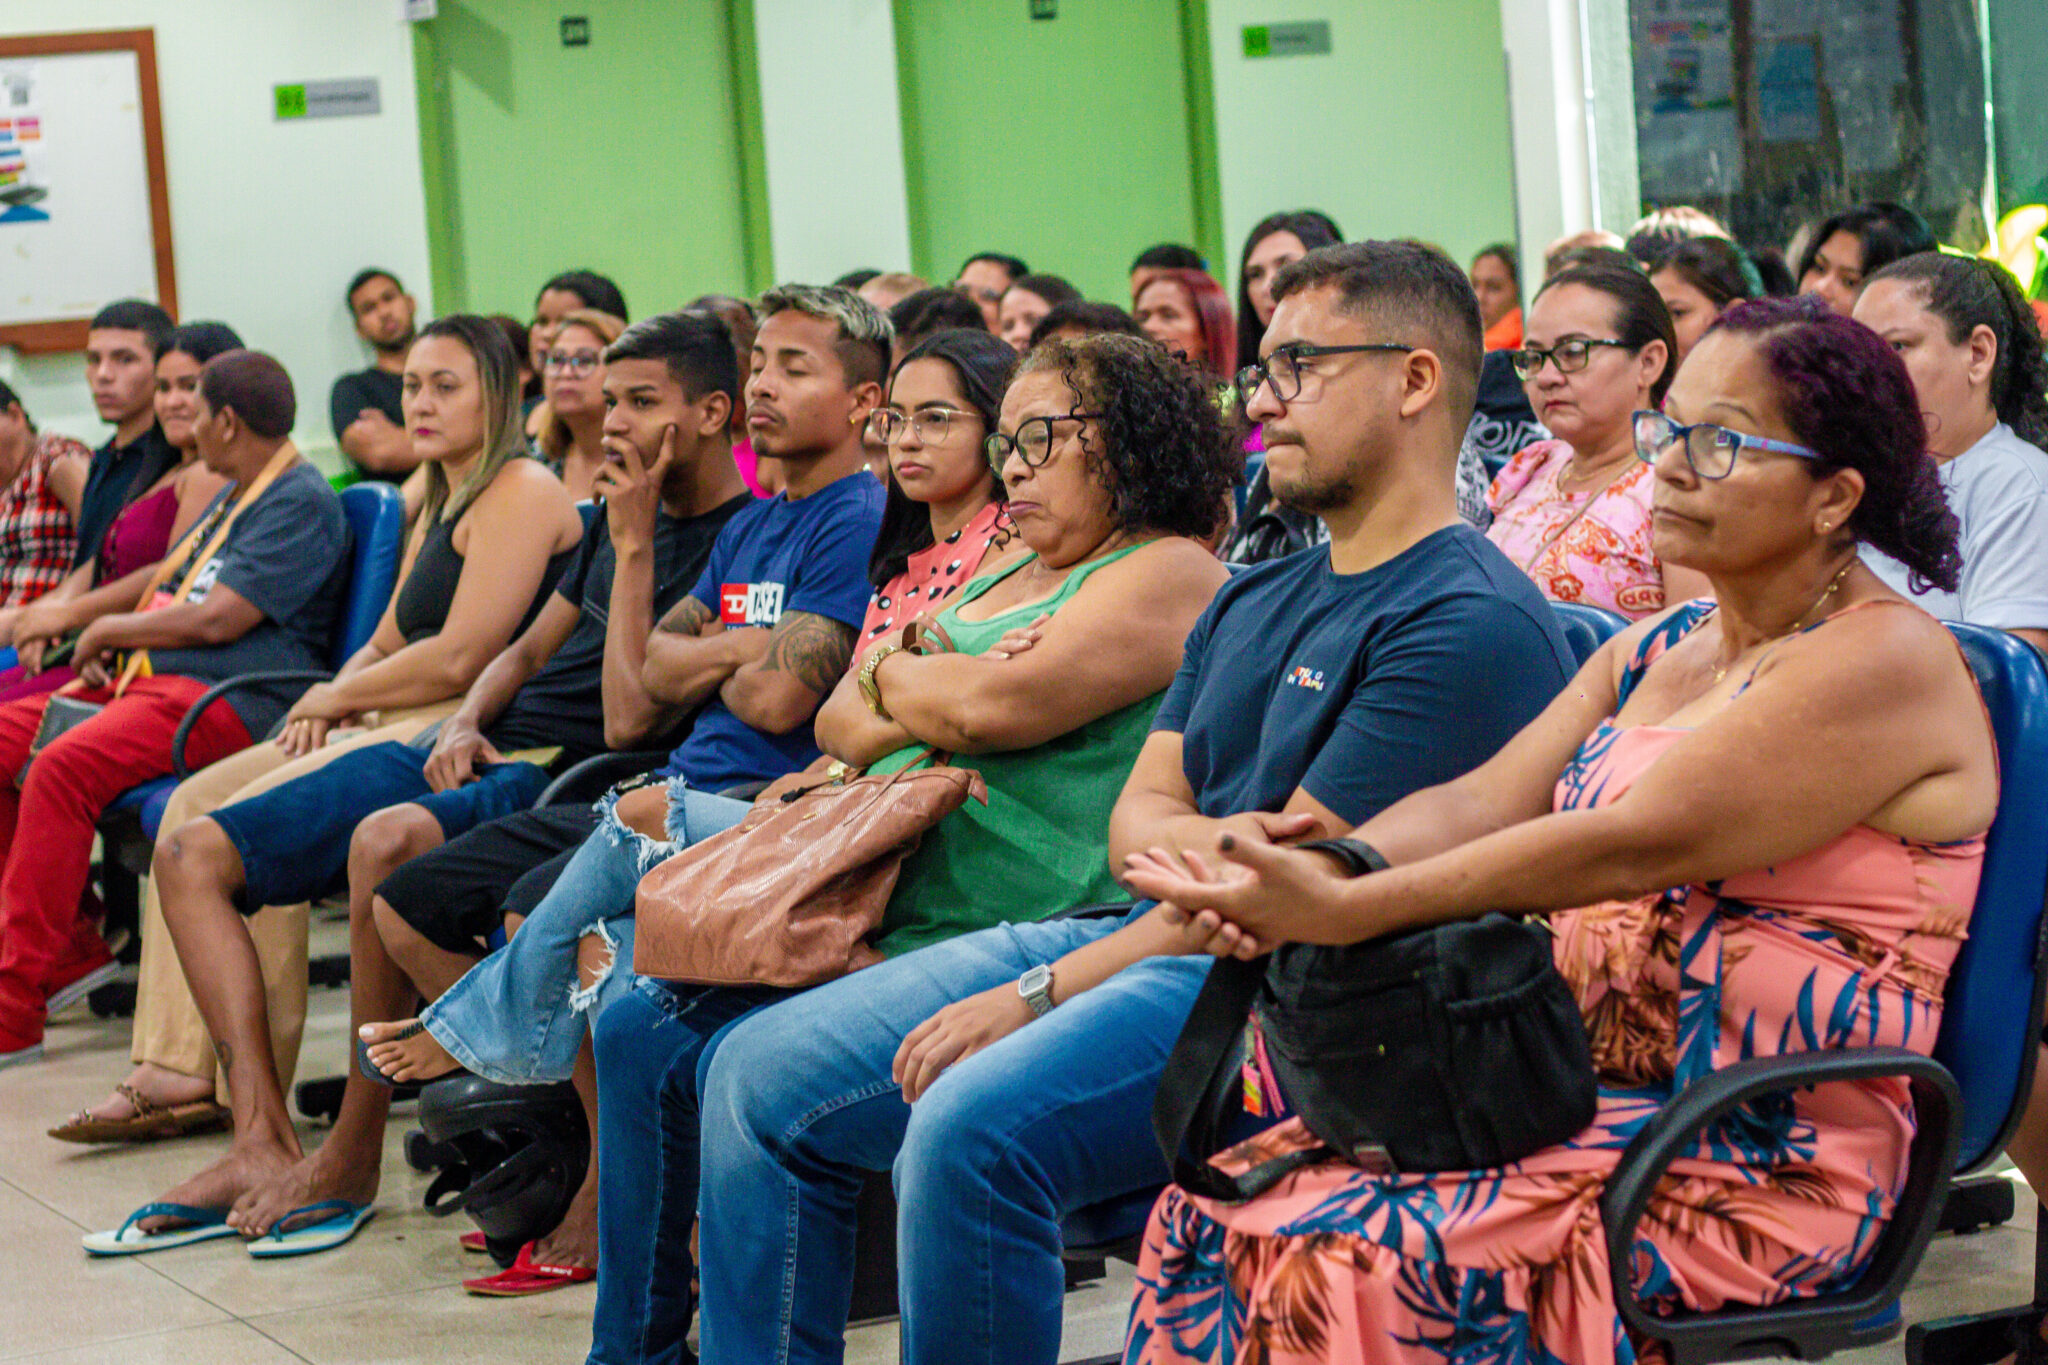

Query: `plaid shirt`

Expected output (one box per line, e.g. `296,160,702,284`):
0,432,85,607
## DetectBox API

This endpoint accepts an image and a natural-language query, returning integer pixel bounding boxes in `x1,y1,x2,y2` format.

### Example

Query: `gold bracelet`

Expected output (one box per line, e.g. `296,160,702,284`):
857,643,902,718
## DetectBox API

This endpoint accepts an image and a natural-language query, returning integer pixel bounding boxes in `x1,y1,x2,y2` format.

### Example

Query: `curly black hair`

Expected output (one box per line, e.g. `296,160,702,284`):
1018,333,1240,539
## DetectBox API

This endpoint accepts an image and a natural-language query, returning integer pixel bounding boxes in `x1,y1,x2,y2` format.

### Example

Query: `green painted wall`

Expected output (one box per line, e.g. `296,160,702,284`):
410,0,755,318
894,0,1219,303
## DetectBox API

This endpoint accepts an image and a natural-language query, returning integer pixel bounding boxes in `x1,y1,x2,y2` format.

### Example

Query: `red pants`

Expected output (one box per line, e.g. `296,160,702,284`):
0,674,249,1047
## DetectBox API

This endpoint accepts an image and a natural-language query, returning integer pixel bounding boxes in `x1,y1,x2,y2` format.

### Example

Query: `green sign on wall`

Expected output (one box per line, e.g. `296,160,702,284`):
1242,21,1332,59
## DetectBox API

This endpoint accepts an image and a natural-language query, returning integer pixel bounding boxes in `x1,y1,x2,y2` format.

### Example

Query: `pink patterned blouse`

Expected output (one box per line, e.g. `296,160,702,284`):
1485,438,1665,619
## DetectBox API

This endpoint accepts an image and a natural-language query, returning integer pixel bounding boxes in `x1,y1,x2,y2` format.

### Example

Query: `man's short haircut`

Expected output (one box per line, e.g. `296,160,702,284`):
346,268,402,306
889,287,988,344
1270,240,1485,428
833,268,882,290
757,283,894,389
88,299,175,359
199,349,297,440
537,269,629,322
1131,243,1207,273
959,252,1028,282
607,309,742,408
1028,300,1146,347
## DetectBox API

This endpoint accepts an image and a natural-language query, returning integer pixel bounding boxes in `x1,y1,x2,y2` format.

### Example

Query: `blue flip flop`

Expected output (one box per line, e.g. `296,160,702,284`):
83,1201,238,1256
248,1200,375,1258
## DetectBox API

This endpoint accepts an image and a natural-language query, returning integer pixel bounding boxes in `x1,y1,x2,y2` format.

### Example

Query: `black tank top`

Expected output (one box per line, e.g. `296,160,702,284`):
393,509,576,645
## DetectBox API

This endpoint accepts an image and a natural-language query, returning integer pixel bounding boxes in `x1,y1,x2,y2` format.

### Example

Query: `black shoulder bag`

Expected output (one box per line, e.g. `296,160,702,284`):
1152,838,1599,1201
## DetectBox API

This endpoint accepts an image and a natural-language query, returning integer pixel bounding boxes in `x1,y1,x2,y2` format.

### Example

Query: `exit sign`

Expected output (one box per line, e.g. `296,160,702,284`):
1242,21,1332,58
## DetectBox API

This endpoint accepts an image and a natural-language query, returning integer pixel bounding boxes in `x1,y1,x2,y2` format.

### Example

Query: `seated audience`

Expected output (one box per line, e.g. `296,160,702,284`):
1470,241,1523,349
0,325,241,707
1028,299,1146,347
115,309,753,1250
858,272,926,312
683,293,773,497
996,273,1082,353
594,328,1238,1362
1130,242,1208,301
1490,260,1711,616
1234,211,1343,371
1544,228,1627,277
535,309,624,500
1853,253,2048,650
330,268,420,481
51,315,583,1144
0,350,351,1064
1652,235,1762,364
953,252,1029,331
527,270,630,447
0,380,88,636
890,286,991,362
1135,267,1236,382
1120,295,1994,1365
1795,200,1938,316
691,240,1576,1365
74,301,179,579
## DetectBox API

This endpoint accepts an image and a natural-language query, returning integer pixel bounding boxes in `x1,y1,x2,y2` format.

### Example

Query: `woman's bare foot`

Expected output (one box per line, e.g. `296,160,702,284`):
360,1018,462,1084
528,1179,599,1269
227,1141,381,1238
76,1063,214,1123
141,1137,302,1232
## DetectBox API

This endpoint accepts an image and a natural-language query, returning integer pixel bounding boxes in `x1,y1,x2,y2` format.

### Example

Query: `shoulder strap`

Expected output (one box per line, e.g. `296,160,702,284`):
1616,600,1718,708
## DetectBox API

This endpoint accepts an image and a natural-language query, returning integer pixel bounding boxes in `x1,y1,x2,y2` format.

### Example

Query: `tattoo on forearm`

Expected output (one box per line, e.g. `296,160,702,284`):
657,596,713,636
763,612,857,694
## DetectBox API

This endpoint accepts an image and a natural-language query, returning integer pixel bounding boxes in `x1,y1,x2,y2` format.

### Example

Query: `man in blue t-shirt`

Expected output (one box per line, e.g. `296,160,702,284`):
690,242,1580,1364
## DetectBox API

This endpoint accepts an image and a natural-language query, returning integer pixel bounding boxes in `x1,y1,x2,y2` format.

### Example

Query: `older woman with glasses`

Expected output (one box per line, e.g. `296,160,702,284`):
534,308,623,500
1487,261,1712,617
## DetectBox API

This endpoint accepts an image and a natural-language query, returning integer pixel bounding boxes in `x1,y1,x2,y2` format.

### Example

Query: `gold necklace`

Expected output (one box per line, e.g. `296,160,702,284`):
1711,557,1860,684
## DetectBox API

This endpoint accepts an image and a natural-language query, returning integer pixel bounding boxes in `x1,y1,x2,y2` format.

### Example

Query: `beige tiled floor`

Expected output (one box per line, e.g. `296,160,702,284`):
0,914,2036,1363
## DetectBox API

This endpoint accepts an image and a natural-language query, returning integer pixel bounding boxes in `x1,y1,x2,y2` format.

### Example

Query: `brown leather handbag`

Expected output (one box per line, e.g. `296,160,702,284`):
631,754,987,987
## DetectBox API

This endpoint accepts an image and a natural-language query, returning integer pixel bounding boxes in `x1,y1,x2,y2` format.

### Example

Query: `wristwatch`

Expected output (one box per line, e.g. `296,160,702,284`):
857,644,903,718
1017,964,1057,1017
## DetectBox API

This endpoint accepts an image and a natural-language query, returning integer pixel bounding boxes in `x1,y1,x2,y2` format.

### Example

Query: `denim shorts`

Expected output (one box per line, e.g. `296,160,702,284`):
210,739,551,911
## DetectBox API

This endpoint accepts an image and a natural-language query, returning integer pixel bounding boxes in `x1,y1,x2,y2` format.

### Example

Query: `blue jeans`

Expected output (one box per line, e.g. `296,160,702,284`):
420,778,750,1085
695,908,1213,1365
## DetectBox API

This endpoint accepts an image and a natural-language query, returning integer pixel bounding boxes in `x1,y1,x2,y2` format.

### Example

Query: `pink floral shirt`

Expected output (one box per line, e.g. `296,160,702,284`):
1485,438,1665,618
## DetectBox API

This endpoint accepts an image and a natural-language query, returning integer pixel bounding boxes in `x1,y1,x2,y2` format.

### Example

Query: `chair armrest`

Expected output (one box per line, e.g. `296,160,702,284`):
535,750,668,807
170,670,334,779
1601,1047,1960,1365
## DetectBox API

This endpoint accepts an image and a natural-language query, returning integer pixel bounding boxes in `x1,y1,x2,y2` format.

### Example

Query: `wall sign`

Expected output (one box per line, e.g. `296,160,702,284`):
1242,21,1332,58
274,78,381,120
561,16,591,47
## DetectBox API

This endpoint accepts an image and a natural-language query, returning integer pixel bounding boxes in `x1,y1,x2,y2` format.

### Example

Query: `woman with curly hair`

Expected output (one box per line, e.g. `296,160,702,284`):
1852,253,2048,653
581,331,1237,1363
1120,295,1995,1365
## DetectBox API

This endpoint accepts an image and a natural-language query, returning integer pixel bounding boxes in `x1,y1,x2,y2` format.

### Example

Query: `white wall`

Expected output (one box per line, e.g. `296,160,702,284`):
751,0,913,284
0,0,432,463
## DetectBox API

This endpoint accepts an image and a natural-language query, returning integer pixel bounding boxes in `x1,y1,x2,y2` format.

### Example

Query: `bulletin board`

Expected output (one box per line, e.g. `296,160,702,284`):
0,29,176,353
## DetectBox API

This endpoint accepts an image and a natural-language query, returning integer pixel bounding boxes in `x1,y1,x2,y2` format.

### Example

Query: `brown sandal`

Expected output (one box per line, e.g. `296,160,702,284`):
47,1083,231,1145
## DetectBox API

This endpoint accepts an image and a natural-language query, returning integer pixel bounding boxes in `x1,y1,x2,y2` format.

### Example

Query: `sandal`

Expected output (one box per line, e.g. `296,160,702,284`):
49,1084,231,1145
462,1241,595,1296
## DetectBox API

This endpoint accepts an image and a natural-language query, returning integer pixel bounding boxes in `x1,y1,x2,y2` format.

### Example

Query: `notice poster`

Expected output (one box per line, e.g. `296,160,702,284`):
1632,0,1743,197
0,64,48,223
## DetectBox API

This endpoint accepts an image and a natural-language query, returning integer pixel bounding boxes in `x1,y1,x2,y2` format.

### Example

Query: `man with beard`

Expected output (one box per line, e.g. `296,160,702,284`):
330,268,420,480
688,241,1578,1365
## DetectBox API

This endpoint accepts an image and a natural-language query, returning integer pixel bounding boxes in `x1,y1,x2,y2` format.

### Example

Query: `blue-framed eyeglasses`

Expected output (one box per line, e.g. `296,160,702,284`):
1632,410,1820,480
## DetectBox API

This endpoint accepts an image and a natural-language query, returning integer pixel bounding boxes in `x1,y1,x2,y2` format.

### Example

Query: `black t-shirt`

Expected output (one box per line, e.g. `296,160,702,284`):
1155,525,1575,826
329,368,406,482
483,494,750,760
73,422,180,570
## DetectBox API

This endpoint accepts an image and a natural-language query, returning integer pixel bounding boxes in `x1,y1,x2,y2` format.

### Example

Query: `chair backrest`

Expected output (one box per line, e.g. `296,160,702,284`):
333,482,407,667
1548,600,1631,667
1933,624,2048,1171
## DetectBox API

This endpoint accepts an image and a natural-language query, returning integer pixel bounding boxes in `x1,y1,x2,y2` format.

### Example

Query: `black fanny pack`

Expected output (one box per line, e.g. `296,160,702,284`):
1153,839,1599,1200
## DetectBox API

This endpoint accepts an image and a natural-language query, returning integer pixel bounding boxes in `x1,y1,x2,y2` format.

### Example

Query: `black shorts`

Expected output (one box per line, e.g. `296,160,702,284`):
376,803,601,956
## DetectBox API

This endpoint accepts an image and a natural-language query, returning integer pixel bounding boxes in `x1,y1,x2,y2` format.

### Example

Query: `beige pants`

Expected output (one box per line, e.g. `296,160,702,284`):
130,701,459,1102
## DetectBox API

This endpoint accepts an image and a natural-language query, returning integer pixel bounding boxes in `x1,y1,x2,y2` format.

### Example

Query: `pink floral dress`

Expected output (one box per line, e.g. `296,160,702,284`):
1125,600,1986,1365
857,501,1011,648
1486,440,1665,619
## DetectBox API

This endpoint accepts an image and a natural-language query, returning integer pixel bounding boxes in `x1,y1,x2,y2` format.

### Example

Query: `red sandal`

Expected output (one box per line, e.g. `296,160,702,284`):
462,1241,595,1296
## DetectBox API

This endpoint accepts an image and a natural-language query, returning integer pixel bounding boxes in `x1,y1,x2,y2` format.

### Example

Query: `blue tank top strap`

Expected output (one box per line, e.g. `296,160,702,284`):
1616,598,1718,707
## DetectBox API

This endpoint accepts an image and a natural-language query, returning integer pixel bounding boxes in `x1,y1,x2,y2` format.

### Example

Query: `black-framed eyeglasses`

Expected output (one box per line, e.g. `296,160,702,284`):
867,406,976,447
984,411,1104,469
1632,410,1820,481
1510,338,1631,381
1235,343,1415,405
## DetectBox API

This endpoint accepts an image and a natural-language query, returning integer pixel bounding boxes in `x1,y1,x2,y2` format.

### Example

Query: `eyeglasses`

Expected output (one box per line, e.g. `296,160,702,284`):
544,350,602,377
1235,342,1415,405
984,411,1104,469
867,406,977,446
1510,338,1632,381
1632,410,1820,480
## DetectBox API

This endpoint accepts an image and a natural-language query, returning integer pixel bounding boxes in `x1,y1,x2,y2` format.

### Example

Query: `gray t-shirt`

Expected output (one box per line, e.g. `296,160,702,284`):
1866,423,2048,630
150,462,352,737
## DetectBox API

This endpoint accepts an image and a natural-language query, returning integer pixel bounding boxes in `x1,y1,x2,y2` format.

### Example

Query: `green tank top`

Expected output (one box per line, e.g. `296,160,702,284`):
867,543,1157,956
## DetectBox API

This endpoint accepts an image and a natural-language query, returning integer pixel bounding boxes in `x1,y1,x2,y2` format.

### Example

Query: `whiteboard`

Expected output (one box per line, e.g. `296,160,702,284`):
0,46,165,330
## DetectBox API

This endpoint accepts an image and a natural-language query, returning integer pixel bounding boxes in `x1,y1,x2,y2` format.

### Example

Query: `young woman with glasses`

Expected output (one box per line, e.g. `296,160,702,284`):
1486,261,1712,617
534,308,623,500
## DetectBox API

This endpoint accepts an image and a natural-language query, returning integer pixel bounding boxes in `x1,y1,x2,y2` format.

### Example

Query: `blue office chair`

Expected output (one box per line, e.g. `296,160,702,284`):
88,482,407,1008
1548,600,1633,666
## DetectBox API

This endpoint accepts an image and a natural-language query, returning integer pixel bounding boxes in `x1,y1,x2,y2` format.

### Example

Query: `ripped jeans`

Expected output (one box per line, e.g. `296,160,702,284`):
418,777,752,1086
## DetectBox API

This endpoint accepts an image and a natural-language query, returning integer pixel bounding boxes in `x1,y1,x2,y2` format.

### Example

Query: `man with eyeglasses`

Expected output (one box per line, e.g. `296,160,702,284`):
691,241,1576,1365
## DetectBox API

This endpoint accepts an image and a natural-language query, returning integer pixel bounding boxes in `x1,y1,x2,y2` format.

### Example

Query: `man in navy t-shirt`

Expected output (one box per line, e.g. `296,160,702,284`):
691,242,1580,1363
